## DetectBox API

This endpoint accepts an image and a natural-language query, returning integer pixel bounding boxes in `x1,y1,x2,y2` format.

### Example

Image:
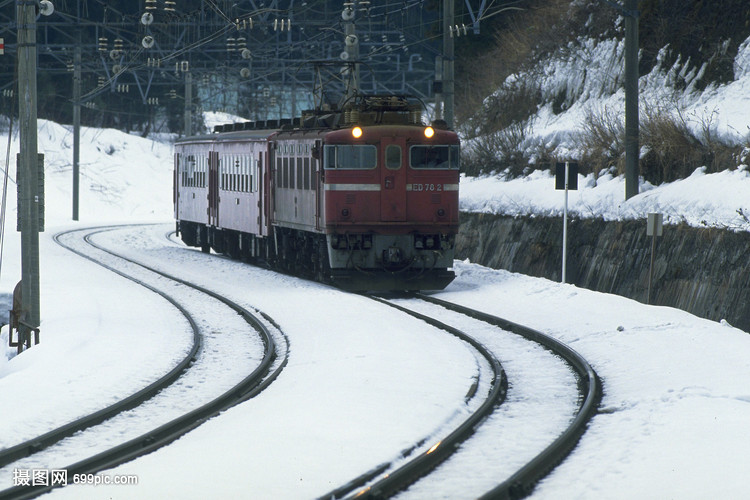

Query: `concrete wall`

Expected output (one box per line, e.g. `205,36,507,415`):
456,212,750,331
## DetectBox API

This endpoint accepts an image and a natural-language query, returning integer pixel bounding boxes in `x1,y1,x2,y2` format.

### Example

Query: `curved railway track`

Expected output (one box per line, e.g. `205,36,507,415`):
159,222,600,498
330,293,601,499
321,294,509,500
0,226,289,500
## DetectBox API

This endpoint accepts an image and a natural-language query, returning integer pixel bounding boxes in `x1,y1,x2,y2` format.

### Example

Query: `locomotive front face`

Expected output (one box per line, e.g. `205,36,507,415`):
322,124,460,290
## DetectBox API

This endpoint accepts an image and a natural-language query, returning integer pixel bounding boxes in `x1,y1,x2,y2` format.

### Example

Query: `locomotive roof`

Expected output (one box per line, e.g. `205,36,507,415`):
176,95,447,145
175,95,455,146
176,120,458,147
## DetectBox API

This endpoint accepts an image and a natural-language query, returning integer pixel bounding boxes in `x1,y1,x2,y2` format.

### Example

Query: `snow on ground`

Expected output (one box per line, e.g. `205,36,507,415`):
459,165,750,230
1,32,750,496
19,226,483,500
441,262,750,500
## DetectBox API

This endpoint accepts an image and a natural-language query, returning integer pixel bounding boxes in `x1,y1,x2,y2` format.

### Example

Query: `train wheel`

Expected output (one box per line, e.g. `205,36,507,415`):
296,233,309,276
179,221,197,247
196,225,210,253
315,237,330,283
209,228,225,255
227,232,241,260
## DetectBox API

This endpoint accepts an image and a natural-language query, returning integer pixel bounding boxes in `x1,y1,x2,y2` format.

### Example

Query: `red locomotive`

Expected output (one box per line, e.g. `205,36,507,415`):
174,95,460,291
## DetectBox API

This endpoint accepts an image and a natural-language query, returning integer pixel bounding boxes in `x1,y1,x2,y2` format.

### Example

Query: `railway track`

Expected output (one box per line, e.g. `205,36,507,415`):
320,294,509,500
158,223,600,498
0,226,289,499
329,293,601,499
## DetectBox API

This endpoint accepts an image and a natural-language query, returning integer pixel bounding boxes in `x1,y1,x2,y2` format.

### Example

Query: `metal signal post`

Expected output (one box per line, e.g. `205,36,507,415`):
73,41,81,220
16,0,53,351
556,162,579,284
442,0,455,129
598,0,639,200
624,0,639,200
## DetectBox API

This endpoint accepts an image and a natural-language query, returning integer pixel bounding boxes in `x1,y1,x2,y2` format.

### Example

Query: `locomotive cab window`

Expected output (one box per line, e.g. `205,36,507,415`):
324,145,377,169
409,145,460,170
385,145,402,170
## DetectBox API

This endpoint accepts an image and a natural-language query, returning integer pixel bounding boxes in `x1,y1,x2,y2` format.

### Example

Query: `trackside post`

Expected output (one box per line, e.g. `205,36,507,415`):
555,161,578,284
646,212,663,304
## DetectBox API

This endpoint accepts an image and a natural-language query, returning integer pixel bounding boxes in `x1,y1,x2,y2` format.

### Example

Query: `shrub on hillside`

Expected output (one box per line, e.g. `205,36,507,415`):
461,123,529,177
575,103,744,184
460,120,558,178
576,104,625,178
465,79,542,138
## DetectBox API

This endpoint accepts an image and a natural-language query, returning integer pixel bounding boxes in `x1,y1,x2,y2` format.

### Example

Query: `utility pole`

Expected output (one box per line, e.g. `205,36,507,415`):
72,0,80,221
624,0,639,199
442,0,455,129
73,41,81,220
184,71,192,136
342,5,359,102
17,0,51,350
599,0,639,199
434,55,443,121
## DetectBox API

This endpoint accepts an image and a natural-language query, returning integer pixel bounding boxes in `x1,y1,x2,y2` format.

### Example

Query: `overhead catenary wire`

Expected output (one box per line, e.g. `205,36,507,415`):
1,1,486,126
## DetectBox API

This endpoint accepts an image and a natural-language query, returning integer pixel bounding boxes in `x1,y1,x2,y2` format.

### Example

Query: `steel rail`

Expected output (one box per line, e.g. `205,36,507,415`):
168,221,599,499
0,229,203,469
328,293,601,499
322,294,508,500
417,293,602,500
0,225,289,500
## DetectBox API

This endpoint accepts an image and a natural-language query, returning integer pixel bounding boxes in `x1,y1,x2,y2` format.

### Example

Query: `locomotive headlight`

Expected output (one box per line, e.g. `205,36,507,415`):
352,126,363,139
424,126,435,139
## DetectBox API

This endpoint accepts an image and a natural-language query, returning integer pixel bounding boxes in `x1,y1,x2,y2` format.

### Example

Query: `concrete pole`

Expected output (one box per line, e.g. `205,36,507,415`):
73,43,81,220
184,71,192,136
562,162,569,284
442,0,455,129
17,0,42,347
434,55,443,121
291,79,297,120
624,0,639,199
344,13,359,101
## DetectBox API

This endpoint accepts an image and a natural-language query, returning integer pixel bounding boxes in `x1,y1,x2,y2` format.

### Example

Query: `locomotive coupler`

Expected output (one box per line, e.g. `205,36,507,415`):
383,246,404,265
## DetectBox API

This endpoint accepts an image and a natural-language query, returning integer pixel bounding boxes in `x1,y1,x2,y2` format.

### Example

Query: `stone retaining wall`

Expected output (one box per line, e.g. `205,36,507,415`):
456,213,750,331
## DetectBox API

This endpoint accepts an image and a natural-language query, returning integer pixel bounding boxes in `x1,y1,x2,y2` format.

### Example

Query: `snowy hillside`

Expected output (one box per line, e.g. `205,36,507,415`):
0,120,174,308
0,119,175,226
460,32,750,231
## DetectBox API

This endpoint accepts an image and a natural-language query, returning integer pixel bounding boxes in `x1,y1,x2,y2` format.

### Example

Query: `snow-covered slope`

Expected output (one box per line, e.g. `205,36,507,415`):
5,119,176,225
460,31,750,231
